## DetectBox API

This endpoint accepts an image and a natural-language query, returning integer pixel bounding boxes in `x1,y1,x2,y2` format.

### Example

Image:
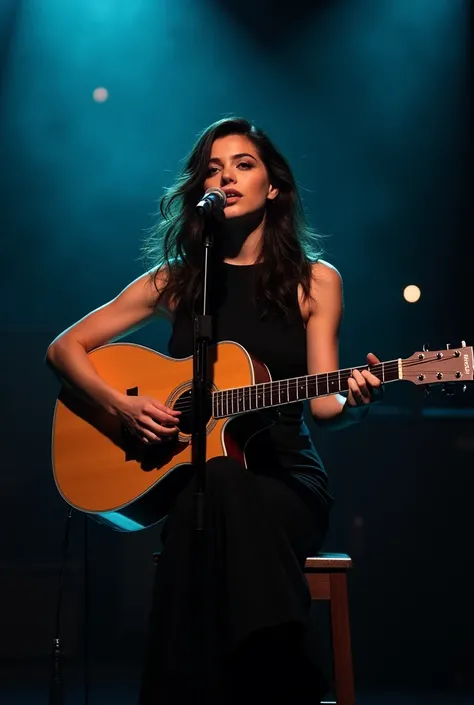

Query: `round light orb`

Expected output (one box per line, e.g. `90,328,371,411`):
403,285,421,303
93,87,109,103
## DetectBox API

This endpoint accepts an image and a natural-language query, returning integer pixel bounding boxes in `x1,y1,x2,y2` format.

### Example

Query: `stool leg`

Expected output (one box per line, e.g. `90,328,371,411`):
329,573,355,705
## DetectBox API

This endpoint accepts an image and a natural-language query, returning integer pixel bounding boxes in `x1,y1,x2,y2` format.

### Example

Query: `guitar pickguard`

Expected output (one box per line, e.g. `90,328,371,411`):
223,410,279,467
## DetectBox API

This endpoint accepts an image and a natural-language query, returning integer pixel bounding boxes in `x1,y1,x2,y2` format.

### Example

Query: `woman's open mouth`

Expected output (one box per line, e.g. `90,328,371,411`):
225,195,241,205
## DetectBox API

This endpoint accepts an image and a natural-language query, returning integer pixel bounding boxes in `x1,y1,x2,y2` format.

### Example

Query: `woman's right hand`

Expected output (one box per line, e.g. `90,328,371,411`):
114,394,181,444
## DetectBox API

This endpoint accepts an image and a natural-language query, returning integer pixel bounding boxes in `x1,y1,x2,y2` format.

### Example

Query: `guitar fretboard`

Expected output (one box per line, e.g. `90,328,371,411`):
212,361,400,419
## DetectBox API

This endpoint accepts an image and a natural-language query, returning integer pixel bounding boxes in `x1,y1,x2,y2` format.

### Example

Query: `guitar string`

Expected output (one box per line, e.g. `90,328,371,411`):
169,357,465,415
173,359,464,403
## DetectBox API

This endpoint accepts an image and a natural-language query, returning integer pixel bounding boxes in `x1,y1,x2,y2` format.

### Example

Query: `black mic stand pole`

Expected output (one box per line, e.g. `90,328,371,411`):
191,212,215,699
192,218,214,531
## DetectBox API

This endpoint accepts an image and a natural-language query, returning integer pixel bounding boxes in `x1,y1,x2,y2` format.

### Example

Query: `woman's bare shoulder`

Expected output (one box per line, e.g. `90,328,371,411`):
146,265,174,319
310,259,342,285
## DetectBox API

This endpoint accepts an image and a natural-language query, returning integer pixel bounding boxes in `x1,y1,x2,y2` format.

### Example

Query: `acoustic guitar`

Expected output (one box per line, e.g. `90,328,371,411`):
51,340,473,531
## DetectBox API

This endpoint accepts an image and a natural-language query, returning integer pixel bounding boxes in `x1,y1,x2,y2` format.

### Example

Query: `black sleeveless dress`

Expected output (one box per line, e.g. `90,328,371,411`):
138,262,333,705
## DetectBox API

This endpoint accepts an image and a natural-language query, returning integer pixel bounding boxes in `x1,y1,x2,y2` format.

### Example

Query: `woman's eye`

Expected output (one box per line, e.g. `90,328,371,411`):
238,162,252,170
206,167,219,176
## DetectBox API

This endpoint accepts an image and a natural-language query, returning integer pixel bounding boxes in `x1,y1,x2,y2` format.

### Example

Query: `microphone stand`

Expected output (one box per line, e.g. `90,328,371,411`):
192,188,224,529
191,211,215,699
192,218,214,531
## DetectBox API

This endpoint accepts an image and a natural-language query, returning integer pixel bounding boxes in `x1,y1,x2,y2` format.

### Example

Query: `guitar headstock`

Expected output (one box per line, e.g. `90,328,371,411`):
403,341,473,387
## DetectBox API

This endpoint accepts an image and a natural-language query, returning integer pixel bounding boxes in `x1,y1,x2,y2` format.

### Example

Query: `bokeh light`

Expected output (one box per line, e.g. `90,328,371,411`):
403,284,421,303
93,87,109,103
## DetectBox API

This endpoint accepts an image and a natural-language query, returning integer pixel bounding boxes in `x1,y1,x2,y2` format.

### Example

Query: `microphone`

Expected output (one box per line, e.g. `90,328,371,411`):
196,187,227,215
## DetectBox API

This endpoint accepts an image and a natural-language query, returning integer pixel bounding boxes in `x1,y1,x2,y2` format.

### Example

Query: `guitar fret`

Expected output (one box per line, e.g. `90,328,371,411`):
317,373,326,396
341,369,350,392
296,378,301,401
265,382,271,407
213,358,412,418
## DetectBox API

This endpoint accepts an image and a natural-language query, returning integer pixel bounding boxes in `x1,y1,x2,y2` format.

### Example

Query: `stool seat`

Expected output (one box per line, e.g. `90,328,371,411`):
304,553,352,570
152,551,352,568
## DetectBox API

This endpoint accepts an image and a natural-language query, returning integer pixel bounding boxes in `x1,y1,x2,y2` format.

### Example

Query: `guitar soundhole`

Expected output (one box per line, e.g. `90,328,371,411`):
173,387,213,435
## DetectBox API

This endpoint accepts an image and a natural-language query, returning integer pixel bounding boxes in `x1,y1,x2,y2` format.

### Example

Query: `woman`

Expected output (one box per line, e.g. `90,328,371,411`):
46,117,382,704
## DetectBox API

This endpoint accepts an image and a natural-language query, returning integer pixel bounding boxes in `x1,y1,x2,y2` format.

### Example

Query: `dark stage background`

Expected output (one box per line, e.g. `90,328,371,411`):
0,0,473,700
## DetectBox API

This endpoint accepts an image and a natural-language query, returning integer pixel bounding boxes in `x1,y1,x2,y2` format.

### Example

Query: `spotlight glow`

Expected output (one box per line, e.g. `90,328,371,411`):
403,285,421,303
93,87,109,103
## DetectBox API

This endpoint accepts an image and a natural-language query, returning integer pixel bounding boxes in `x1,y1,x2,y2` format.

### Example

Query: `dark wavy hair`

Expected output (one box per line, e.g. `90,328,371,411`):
143,117,324,318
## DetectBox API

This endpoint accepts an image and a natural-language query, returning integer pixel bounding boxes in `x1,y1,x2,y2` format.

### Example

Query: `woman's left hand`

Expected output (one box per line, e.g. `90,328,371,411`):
346,352,383,407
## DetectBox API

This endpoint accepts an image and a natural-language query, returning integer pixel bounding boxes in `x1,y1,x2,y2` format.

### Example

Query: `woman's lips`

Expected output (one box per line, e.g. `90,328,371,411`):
225,196,241,205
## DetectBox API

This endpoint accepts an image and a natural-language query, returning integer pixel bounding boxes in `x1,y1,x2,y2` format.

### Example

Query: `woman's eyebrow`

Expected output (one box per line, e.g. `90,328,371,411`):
208,152,258,164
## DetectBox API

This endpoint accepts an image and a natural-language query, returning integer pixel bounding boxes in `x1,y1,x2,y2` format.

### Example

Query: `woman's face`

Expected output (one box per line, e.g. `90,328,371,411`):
203,134,278,219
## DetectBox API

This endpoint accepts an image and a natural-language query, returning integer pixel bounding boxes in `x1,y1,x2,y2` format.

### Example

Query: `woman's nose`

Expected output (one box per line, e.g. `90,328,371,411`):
221,169,236,185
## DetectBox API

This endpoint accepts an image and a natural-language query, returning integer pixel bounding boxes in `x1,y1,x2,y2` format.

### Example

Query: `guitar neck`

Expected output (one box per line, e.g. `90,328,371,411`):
212,359,401,418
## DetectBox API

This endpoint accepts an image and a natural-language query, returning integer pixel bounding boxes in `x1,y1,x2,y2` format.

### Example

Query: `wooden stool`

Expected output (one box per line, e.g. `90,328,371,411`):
304,552,355,705
152,551,354,705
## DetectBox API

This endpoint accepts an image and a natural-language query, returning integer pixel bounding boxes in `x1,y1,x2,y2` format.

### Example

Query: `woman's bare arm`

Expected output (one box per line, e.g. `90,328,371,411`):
305,261,381,429
46,270,169,416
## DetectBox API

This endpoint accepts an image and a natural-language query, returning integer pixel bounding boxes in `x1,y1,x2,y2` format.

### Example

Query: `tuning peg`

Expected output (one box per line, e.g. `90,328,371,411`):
461,340,467,347
424,387,431,397
423,343,430,352
462,384,467,393
446,342,451,350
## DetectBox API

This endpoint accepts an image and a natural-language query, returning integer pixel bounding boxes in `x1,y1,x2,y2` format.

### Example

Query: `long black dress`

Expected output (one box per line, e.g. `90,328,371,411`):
138,262,334,704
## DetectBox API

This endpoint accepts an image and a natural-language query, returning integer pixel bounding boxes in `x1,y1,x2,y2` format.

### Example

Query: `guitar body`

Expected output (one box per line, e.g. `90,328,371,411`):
52,341,273,531
52,337,473,531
